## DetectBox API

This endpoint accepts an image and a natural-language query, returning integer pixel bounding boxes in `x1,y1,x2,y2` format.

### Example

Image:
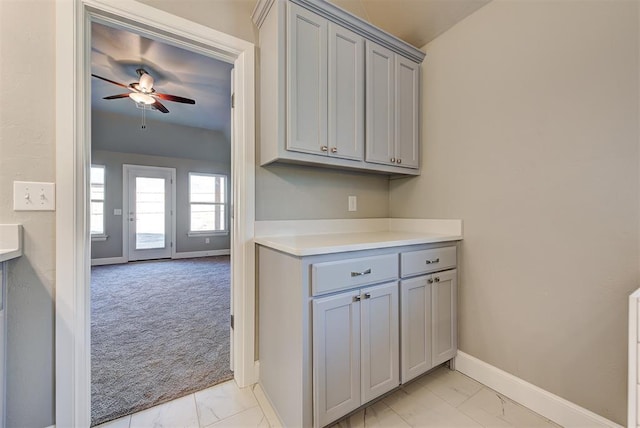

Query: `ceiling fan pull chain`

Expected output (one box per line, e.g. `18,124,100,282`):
141,106,147,130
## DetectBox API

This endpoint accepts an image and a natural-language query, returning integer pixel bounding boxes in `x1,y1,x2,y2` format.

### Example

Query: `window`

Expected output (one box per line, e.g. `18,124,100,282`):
90,165,106,237
189,173,227,234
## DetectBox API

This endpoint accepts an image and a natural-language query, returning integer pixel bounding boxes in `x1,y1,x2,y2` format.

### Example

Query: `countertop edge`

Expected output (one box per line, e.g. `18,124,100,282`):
254,234,462,257
0,249,22,263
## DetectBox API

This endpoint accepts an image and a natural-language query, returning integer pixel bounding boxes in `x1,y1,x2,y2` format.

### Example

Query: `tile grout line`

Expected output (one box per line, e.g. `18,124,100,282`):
192,393,202,428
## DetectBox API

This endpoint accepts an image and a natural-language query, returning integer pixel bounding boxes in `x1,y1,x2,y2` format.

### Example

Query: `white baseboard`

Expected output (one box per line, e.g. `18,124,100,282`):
455,351,622,428
91,256,126,266
172,249,230,259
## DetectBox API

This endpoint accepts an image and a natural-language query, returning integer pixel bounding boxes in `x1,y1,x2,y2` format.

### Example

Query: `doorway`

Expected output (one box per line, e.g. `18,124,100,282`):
124,165,176,262
55,1,256,427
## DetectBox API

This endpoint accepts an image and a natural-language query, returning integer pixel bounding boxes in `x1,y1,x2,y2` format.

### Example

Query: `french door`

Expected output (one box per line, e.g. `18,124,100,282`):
124,165,176,261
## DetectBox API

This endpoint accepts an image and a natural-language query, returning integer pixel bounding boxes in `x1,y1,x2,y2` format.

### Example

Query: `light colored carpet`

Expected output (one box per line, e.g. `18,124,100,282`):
91,256,232,426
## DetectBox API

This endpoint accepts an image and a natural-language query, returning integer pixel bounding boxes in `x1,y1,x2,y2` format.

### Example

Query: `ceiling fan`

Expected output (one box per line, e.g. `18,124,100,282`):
91,68,196,113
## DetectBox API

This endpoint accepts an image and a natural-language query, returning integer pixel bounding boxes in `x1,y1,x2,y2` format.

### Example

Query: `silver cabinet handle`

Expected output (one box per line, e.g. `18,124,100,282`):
353,295,361,302
363,292,371,299
330,147,337,153
396,158,402,164
351,268,372,277
425,258,440,265
434,277,440,282
390,157,396,163
427,278,434,284
321,146,328,152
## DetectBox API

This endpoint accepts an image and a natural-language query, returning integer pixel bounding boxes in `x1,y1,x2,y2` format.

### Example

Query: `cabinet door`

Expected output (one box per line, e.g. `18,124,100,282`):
395,56,420,168
287,2,328,155
328,23,364,161
313,291,361,427
360,281,399,403
432,269,457,366
400,276,432,383
365,41,395,166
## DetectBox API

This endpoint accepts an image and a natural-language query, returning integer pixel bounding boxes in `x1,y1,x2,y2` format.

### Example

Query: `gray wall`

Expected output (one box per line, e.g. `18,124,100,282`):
91,150,231,259
389,1,638,424
256,164,390,220
92,111,232,258
0,1,56,427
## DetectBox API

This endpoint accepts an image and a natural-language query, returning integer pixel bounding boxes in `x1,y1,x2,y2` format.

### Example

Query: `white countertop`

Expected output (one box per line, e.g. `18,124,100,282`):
254,218,462,256
0,224,23,262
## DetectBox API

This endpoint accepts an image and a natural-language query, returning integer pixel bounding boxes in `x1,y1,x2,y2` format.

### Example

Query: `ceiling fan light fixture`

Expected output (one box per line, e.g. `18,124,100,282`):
129,92,155,105
139,72,154,92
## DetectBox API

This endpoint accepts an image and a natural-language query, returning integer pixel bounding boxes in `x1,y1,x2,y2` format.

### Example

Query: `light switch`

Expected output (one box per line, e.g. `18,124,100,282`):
13,181,56,211
114,209,122,216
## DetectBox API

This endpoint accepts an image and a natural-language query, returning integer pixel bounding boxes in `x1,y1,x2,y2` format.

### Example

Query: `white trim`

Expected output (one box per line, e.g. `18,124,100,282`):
188,172,229,235
629,289,640,427
122,164,177,262
455,351,622,428
56,1,256,427
172,249,231,259
90,257,127,266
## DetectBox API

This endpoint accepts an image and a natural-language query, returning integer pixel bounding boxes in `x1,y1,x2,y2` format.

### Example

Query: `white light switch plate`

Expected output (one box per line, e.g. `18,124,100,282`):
13,181,56,211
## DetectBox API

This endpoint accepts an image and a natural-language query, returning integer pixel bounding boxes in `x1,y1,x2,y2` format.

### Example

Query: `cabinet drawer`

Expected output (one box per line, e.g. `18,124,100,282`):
401,246,456,278
312,254,398,296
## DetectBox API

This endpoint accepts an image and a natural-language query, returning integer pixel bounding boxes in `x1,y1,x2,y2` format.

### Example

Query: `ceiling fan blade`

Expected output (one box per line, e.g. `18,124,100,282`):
91,73,129,89
154,93,196,104
103,94,131,100
152,99,170,113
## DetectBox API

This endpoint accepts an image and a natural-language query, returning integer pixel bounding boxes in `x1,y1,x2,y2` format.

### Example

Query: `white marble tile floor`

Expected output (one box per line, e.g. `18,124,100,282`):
95,367,561,428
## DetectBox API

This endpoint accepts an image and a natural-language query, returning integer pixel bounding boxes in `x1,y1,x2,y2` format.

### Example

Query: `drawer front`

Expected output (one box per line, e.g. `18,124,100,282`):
401,246,456,278
312,254,398,296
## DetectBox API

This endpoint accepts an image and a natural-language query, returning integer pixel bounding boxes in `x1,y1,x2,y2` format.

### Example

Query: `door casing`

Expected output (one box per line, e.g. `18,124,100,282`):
123,164,177,262
55,1,257,426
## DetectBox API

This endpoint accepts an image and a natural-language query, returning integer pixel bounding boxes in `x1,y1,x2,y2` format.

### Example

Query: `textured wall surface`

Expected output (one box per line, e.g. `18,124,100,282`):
0,1,56,426
389,1,639,423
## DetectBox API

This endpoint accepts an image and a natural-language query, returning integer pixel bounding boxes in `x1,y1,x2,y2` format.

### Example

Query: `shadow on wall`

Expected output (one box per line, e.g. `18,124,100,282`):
255,163,392,220
6,255,55,427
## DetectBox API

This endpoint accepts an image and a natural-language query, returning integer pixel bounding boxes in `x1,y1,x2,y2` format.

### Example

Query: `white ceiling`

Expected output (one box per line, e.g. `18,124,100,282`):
91,1,491,134
91,22,233,134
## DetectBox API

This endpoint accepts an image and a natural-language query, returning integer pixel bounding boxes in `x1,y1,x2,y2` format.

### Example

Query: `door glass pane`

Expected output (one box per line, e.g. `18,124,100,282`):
136,177,165,250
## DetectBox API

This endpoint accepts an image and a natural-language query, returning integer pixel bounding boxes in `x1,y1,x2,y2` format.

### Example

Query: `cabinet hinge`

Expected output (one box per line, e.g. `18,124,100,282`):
230,314,234,329
231,93,235,109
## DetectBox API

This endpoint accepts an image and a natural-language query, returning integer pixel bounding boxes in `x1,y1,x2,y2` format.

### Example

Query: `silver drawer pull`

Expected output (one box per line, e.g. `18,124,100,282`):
434,277,440,282
351,268,372,277
427,278,434,284
353,295,361,302
364,293,371,299
425,258,440,265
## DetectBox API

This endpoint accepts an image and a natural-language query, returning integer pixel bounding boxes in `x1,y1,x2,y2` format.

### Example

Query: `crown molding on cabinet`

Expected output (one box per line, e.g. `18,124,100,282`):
252,0,426,64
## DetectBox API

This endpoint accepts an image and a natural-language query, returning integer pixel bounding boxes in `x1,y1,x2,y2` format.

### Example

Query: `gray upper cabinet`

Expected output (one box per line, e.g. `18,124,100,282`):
328,23,364,161
287,3,328,155
395,56,420,168
253,0,425,175
366,41,420,169
365,41,395,166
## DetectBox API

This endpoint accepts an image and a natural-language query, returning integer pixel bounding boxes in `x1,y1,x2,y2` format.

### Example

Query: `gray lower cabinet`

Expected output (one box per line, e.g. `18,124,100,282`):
400,268,458,384
257,242,457,428
313,281,399,427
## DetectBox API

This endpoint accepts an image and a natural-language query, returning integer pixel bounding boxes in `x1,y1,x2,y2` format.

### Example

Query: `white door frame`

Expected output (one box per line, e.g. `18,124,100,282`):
123,164,177,261
55,1,256,426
